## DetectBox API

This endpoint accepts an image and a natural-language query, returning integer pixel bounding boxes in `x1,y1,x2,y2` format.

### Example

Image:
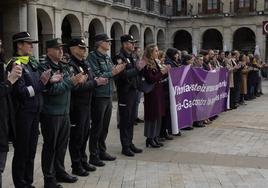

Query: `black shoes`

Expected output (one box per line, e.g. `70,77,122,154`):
146,138,160,148
165,134,174,140
99,152,116,161
172,131,182,136
181,127,194,130
160,134,174,141
122,148,135,157
56,173,78,183
130,144,143,153
135,118,144,123
89,153,115,167
72,167,89,177
154,138,164,147
82,162,96,172
193,121,206,128
89,158,105,167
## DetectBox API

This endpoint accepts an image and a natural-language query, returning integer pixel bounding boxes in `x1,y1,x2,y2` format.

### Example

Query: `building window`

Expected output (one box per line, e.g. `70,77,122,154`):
239,0,250,8
173,0,187,16
159,0,166,15
146,0,154,12
208,0,218,10
202,0,220,14
265,0,268,9
177,0,182,11
131,0,141,8
234,0,254,12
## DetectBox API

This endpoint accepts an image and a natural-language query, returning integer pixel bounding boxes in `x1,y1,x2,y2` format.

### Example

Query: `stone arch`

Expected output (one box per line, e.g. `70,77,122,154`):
157,29,165,50
129,24,140,44
110,22,123,58
37,8,53,56
173,30,192,53
202,28,223,50
61,14,82,44
233,27,256,53
88,18,105,51
144,27,154,48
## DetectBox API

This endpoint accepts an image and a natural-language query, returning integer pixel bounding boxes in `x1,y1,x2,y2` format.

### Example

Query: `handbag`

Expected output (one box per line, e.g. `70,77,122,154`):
138,77,155,94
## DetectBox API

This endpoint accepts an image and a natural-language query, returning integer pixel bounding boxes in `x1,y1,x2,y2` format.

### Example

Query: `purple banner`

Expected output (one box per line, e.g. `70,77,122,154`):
169,65,229,132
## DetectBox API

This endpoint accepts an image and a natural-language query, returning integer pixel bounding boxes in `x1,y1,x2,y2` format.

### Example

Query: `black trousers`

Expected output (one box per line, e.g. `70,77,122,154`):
0,152,7,188
160,103,172,136
230,87,236,108
12,111,39,188
69,105,90,169
89,97,112,158
40,114,70,185
118,89,137,149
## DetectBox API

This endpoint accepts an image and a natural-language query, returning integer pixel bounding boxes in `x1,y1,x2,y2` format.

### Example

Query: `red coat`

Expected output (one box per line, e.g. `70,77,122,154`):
143,64,166,121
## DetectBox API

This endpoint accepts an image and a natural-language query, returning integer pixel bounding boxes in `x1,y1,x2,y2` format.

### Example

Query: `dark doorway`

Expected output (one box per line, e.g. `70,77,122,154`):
233,27,256,53
173,30,192,52
202,29,223,50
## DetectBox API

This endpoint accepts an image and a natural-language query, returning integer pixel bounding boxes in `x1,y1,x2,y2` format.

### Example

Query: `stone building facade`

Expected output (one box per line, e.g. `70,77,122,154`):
0,0,268,61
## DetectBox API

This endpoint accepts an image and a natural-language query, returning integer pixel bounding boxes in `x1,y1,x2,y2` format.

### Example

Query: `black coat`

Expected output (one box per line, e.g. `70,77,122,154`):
69,56,98,124
7,57,45,113
113,49,141,96
0,62,15,152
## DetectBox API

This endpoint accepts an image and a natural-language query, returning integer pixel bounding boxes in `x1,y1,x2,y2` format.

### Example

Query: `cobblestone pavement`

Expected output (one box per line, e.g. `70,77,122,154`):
3,81,268,188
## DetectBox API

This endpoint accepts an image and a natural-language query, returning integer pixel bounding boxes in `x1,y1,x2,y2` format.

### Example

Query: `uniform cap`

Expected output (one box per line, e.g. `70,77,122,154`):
68,37,88,48
46,38,65,49
120,34,138,43
93,33,113,43
12,32,38,43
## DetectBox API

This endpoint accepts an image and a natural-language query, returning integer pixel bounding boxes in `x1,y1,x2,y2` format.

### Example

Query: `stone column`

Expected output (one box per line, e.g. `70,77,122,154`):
140,24,145,51
223,27,232,51
154,26,158,45
19,2,27,31
125,21,130,35
106,18,111,56
82,13,89,54
192,27,200,52
27,1,39,58
256,25,266,60
54,8,62,38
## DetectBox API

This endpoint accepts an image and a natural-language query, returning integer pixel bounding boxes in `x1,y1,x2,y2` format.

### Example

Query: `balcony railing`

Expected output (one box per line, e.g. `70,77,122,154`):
113,0,125,3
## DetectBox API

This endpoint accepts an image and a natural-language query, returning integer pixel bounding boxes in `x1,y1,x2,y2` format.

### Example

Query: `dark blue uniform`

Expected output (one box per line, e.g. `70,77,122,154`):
7,56,44,188
68,55,97,172
113,49,142,154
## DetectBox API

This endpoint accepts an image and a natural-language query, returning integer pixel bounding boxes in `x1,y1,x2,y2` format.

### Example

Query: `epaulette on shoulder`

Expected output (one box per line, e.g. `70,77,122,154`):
7,57,17,66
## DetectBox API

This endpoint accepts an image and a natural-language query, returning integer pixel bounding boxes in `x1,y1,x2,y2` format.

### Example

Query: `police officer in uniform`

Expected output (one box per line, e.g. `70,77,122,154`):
38,38,85,188
6,32,51,188
68,37,108,176
87,33,125,167
113,34,145,157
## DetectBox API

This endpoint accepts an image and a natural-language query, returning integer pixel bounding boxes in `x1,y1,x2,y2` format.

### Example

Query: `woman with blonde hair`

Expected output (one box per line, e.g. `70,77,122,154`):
143,44,170,148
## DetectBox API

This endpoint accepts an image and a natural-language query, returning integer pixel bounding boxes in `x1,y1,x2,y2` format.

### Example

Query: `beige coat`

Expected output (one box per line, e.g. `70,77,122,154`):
225,59,234,88
240,66,249,94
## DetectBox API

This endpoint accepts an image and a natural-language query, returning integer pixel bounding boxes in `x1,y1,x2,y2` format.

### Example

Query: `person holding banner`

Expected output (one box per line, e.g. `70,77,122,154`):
143,44,170,148
160,48,180,139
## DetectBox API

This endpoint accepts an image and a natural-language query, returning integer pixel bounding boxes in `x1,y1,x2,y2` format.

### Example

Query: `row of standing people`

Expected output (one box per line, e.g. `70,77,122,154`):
0,31,169,188
1,31,266,188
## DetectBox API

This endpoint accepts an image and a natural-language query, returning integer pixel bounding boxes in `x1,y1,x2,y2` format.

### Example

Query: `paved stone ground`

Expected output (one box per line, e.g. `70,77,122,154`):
3,80,268,188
